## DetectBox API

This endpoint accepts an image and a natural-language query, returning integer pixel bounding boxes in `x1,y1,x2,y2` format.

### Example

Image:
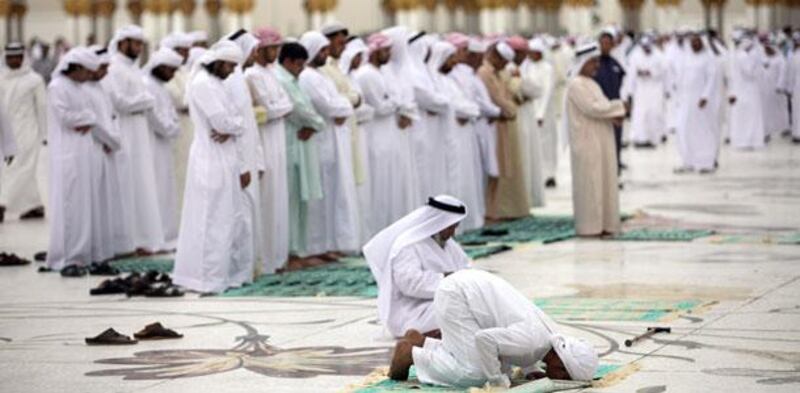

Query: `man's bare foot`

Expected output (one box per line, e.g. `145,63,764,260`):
404,329,426,347
388,340,414,381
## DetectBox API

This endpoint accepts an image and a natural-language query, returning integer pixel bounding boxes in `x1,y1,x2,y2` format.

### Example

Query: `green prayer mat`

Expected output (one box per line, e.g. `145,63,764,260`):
109,258,174,273
464,244,514,259
534,298,702,322
220,261,377,298
456,216,576,245
613,229,715,242
353,365,620,393
776,232,800,245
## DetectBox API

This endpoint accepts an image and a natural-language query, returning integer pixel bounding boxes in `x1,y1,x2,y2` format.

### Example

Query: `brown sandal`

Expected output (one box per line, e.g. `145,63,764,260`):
85,328,138,345
133,322,183,340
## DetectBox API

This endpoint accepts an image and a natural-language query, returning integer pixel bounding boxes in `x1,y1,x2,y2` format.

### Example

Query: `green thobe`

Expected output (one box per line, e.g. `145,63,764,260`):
274,65,327,255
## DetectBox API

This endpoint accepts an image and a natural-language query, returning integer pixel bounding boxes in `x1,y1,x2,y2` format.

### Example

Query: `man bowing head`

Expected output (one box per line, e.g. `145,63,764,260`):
363,195,471,339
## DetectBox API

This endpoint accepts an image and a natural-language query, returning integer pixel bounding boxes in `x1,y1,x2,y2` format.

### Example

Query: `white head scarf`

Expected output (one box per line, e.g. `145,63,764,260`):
382,25,413,72
51,46,101,80
427,41,456,75
188,30,208,45
226,29,259,61
339,38,367,75
468,38,487,54
109,25,145,55
88,45,110,65
550,335,599,381
363,195,468,323
299,31,330,64
528,37,547,54
496,41,515,62
144,47,184,73
567,42,599,78
160,32,193,51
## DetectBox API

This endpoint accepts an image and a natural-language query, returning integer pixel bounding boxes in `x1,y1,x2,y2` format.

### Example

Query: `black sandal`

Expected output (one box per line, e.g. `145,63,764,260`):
0,252,31,266
133,322,183,340
60,264,88,277
85,328,137,345
88,262,120,276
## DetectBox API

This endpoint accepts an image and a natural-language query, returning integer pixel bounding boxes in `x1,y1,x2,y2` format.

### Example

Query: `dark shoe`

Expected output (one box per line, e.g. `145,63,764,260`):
0,206,4,223
634,142,656,149
34,251,47,262
620,162,628,171
88,262,120,276
85,328,137,345
144,283,184,297
89,279,128,295
19,206,45,220
699,168,716,175
133,322,183,340
60,264,88,277
38,266,52,273
793,137,800,144
0,252,31,266
661,135,668,143
545,178,556,188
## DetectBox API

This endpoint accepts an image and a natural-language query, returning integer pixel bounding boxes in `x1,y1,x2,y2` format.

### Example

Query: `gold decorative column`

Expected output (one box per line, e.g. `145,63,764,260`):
619,0,644,31
170,0,195,31
94,0,116,44
304,0,337,29
701,0,726,33
5,0,26,43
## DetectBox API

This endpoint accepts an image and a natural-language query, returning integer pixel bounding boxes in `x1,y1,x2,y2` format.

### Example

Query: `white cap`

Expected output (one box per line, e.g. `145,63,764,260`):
496,41,514,62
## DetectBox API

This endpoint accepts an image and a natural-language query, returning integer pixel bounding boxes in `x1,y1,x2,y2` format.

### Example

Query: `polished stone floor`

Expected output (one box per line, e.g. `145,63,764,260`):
0,136,799,393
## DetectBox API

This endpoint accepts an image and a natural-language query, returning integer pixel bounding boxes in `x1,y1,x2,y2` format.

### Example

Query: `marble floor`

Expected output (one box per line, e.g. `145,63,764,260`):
0,136,799,393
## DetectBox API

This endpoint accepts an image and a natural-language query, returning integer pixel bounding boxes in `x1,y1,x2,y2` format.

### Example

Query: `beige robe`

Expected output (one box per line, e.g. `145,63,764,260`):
494,68,531,219
478,62,528,220
165,68,191,209
566,76,625,235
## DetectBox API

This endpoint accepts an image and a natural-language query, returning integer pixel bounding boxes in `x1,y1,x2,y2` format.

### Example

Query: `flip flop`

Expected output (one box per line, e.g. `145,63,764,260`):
133,322,183,340
85,328,138,345
60,264,88,277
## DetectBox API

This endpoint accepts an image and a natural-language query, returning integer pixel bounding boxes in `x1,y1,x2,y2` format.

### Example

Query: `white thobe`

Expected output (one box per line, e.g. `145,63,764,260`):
166,68,192,209
524,59,558,182
412,270,554,388
172,71,249,294
514,61,545,208
85,81,127,261
103,53,164,251
761,53,790,136
387,237,470,338
786,49,800,139
728,48,765,149
224,66,260,281
430,68,482,231
675,50,720,171
0,67,46,214
245,63,294,274
299,67,359,253
46,78,97,270
0,90,18,209
411,68,449,203
353,64,407,234
627,51,666,145
144,75,181,248
451,64,500,219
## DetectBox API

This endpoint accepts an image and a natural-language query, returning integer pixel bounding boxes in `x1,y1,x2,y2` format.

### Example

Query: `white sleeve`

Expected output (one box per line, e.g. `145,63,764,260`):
191,82,244,136
474,322,539,388
0,103,16,158
299,72,354,120
103,75,155,115
355,71,397,117
534,65,554,119
391,246,445,300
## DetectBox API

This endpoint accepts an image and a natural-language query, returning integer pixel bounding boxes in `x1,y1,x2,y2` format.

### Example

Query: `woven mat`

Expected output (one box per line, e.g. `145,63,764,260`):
612,229,715,242
456,216,576,245
534,298,703,322
109,258,174,273
352,365,620,393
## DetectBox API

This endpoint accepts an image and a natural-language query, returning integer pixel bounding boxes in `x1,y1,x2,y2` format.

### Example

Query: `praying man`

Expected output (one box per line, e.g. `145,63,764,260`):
388,269,598,388
363,195,471,338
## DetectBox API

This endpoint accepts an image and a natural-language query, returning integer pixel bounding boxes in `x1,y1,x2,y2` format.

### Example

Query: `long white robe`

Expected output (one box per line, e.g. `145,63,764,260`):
0,66,46,214
516,61,545,208
566,76,625,236
761,52,790,136
786,49,800,139
426,57,482,231
46,77,97,270
674,49,720,171
387,237,470,338
412,270,556,388
353,64,405,234
299,66,359,253
144,74,181,248
103,53,164,251
166,68,192,210
728,47,765,149
450,64,500,220
0,96,17,200
172,70,248,294
85,80,126,262
627,50,666,145
245,62,294,274
224,66,260,281
524,59,558,183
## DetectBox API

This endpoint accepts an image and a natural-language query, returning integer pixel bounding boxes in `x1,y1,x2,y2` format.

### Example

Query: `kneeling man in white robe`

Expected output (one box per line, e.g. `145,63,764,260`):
363,195,471,338
389,269,598,388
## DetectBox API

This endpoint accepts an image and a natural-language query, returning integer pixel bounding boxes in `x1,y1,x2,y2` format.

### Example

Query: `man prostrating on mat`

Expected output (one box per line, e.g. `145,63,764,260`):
363,195,472,338
388,269,598,388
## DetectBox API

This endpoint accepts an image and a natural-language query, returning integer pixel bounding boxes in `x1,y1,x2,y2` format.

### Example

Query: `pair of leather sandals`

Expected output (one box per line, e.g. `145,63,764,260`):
85,322,182,345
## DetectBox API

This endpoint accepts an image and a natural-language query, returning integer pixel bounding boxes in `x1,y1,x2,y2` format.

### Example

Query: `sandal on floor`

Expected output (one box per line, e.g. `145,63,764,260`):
133,322,183,340
19,206,45,220
144,284,184,297
85,328,138,345
60,264,88,277
0,252,31,266
88,262,120,276
89,279,128,295
34,251,47,262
